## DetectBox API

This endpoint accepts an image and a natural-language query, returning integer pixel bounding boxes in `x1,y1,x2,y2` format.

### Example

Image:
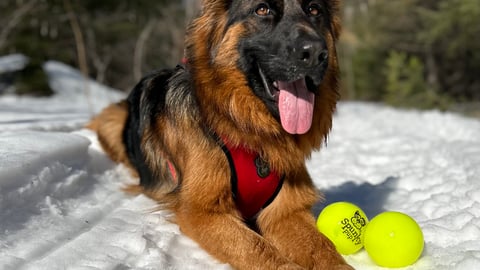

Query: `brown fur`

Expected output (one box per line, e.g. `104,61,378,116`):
88,0,352,269
86,101,139,178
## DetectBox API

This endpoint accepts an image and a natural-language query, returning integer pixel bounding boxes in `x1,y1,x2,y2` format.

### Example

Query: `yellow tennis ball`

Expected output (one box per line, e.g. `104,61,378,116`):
316,202,369,255
364,211,424,268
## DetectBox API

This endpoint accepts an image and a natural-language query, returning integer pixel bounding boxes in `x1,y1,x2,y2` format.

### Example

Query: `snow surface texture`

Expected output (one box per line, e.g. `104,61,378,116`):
1,55,479,269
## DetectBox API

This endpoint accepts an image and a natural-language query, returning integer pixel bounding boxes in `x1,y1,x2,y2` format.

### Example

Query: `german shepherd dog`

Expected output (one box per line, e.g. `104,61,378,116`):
88,0,352,269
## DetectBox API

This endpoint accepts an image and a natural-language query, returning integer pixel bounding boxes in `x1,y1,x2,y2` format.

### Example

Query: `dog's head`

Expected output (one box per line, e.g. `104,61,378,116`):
236,1,340,135
186,0,341,155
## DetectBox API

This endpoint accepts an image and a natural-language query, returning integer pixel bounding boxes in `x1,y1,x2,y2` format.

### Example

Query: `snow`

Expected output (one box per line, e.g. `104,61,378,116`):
0,54,29,74
309,104,480,269
0,54,479,269
0,56,124,132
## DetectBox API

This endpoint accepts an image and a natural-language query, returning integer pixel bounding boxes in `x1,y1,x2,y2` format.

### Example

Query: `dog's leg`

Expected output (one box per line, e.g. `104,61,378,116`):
259,209,354,270
256,170,354,270
176,211,304,270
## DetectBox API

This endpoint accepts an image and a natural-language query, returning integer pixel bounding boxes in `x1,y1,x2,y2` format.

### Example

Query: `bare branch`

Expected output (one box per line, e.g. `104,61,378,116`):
133,19,157,82
0,0,38,50
63,0,92,114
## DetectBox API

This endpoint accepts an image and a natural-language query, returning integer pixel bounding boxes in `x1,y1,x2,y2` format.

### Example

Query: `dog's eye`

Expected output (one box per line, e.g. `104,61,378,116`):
306,3,322,17
255,3,272,17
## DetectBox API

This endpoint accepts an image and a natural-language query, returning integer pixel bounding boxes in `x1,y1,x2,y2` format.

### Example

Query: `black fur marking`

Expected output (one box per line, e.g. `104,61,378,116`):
123,66,197,190
123,69,174,188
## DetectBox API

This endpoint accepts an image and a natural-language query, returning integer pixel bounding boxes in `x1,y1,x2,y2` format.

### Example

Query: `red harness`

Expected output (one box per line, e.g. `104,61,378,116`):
220,141,284,220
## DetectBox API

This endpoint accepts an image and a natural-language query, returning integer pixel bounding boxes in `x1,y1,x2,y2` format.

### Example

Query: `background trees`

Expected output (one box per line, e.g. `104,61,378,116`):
0,0,188,91
340,0,480,111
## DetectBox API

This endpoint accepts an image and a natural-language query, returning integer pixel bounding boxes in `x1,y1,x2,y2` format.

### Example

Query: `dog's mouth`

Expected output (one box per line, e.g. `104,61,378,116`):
257,65,315,135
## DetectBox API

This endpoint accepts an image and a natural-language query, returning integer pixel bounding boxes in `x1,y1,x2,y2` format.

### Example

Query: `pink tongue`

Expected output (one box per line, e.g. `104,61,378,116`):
278,78,315,134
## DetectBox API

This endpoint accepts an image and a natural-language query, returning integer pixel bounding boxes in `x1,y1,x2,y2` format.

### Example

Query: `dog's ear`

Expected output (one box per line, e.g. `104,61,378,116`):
185,0,231,66
329,0,342,40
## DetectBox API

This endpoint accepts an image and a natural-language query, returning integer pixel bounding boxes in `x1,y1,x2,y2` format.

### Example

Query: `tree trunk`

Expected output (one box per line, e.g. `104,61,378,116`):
63,0,92,114
133,19,157,82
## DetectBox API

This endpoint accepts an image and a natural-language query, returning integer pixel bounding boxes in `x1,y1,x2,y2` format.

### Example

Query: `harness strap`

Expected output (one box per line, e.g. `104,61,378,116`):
213,133,284,220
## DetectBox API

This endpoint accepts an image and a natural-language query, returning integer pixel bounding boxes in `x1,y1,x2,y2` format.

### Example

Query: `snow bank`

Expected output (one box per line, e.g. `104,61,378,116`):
0,55,123,132
0,54,28,73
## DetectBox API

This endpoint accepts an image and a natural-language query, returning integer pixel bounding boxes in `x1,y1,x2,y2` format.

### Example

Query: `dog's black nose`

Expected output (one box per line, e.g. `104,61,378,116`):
295,42,328,68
